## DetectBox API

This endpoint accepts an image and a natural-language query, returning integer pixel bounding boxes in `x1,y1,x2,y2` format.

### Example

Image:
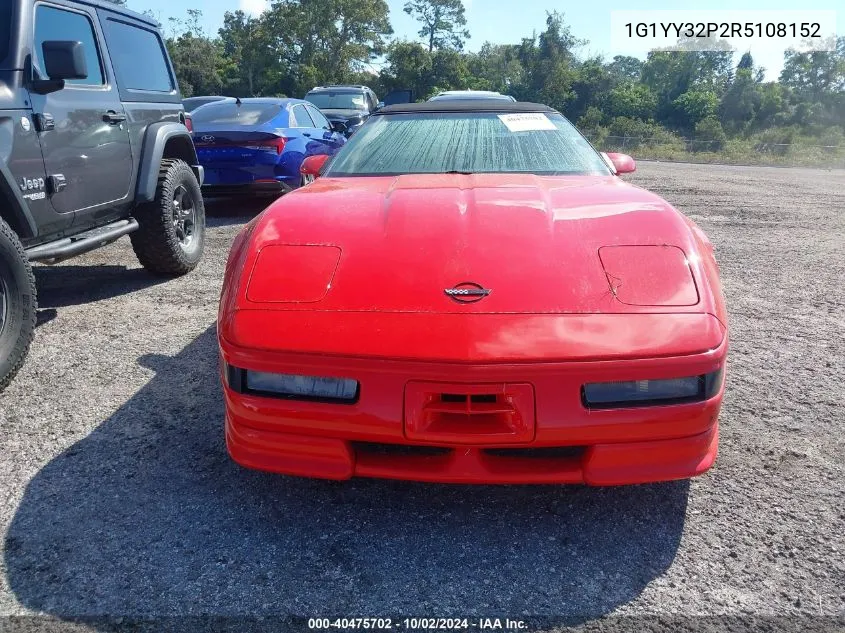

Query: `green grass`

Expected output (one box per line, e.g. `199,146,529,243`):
598,138,845,168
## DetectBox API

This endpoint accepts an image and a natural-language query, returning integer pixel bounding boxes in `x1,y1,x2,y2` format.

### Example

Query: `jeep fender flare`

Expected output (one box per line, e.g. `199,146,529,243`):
0,161,38,239
136,122,203,203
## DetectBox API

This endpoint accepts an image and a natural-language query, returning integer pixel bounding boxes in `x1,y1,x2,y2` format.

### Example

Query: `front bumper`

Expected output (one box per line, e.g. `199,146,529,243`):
220,331,726,486
225,415,719,485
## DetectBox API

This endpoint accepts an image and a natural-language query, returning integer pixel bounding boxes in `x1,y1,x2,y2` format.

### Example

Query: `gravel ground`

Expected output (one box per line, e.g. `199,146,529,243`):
0,163,843,632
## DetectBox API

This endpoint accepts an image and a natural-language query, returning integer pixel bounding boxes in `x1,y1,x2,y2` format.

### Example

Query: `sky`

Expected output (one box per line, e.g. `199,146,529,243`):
131,0,842,81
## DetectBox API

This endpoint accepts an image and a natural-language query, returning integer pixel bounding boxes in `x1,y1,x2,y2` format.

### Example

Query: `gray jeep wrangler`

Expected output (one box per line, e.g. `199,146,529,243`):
0,0,206,390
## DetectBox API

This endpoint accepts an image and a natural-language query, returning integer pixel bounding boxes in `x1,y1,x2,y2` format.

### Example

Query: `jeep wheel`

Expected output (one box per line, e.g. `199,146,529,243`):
131,159,205,276
0,217,37,391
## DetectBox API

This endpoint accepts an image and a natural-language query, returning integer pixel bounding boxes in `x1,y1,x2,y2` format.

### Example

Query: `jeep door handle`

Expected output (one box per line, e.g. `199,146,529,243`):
102,111,127,124
302,132,312,138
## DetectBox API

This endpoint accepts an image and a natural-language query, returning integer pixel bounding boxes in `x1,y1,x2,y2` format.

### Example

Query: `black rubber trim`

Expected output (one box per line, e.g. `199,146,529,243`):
84,0,160,26
483,446,587,459
135,123,199,202
352,442,452,458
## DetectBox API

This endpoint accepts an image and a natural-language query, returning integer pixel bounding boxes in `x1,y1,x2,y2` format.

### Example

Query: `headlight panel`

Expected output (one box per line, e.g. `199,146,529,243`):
226,365,359,404
583,368,723,409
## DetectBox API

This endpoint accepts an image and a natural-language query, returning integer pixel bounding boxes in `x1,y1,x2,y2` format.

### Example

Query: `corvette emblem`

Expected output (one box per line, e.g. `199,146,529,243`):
201,135,215,143
445,282,491,304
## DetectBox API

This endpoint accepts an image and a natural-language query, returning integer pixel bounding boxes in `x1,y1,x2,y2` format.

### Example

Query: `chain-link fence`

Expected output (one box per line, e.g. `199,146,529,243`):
583,135,845,168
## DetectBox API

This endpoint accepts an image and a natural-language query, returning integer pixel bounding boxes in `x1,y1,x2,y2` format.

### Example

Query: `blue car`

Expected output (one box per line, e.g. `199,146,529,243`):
191,98,346,196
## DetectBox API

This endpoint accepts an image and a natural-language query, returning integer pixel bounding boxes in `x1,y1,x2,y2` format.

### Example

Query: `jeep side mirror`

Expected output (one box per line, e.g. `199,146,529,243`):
31,41,88,95
43,41,88,81
331,120,348,134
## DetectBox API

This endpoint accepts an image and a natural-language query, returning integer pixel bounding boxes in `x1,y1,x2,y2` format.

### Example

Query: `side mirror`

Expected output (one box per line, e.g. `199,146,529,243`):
605,152,636,174
42,41,88,80
300,154,330,179
331,120,348,134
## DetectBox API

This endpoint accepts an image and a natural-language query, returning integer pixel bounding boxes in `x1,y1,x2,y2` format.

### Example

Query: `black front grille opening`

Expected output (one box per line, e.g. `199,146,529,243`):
352,442,453,458
484,446,587,460
440,393,498,404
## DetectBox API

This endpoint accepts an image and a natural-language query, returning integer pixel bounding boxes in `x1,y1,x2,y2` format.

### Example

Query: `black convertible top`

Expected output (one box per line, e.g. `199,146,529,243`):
376,101,557,115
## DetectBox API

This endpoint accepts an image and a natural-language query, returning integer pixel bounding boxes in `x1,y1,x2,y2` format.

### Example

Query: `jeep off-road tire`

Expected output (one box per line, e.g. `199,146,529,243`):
0,217,37,392
130,159,205,276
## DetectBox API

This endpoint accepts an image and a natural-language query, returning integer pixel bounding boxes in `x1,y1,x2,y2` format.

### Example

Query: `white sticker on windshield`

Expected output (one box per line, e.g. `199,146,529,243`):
498,113,557,132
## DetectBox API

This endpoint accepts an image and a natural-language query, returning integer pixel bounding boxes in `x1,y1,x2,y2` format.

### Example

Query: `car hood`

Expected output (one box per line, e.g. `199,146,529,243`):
241,174,711,315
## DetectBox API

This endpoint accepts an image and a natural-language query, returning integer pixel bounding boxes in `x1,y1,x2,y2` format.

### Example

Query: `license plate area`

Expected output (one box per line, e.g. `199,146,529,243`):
404,382,535,444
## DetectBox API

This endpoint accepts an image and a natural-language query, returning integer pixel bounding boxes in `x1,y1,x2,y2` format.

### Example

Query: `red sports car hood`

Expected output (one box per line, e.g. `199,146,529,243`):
240,174,712,315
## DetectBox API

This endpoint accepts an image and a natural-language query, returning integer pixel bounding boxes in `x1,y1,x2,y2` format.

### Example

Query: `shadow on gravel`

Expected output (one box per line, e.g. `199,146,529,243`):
204,196,274,228
33,265,169,309
35,308,58,328
5,326,689,623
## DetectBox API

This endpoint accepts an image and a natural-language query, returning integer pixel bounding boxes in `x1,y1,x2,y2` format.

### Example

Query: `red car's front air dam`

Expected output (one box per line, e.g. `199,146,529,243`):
225,414,718,485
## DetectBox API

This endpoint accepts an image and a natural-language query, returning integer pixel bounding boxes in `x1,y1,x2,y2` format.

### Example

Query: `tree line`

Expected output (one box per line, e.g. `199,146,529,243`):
134,0,844,149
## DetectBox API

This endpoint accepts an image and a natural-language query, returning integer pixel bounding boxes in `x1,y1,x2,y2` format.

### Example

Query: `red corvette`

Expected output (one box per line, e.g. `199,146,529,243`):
218,102,727,485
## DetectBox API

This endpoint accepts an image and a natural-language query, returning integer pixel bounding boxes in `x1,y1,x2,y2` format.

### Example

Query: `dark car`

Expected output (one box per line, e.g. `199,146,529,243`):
192,98,346,196
428,90,517,102
303,85,380,137
0,0,206,390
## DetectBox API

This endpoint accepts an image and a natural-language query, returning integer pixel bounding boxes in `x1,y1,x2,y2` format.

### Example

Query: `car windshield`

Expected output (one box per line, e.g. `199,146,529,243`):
305,92,367,111
324,111,611,176
191,102,281,126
